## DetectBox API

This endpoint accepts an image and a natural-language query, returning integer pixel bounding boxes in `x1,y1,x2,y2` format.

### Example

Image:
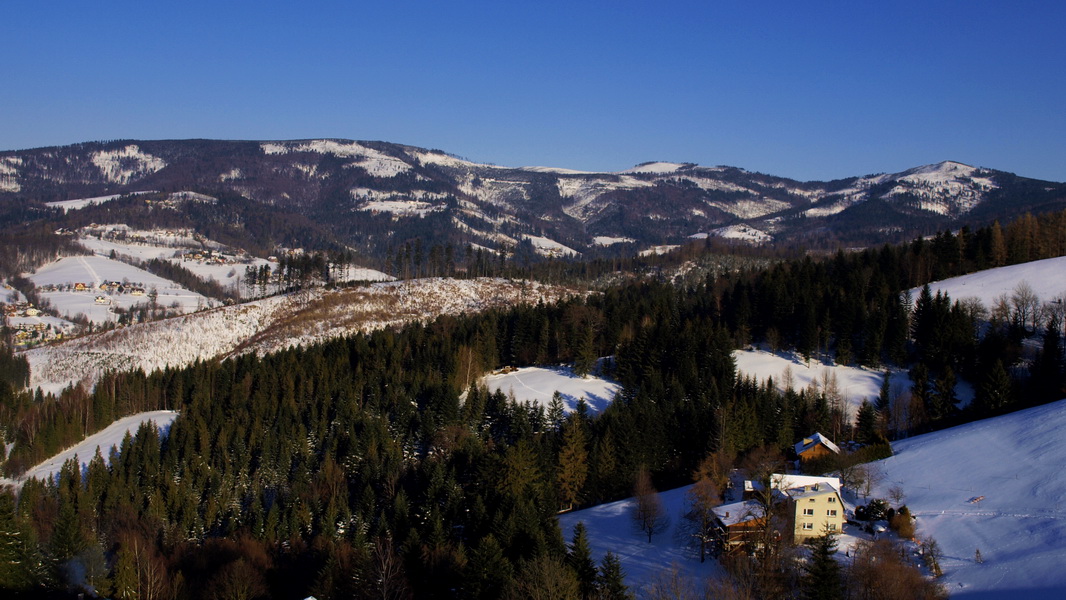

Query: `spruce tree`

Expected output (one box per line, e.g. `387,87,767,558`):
557,418,589,511
801,533,844,600
568,523,597,599
596,552,631,600
855,400,879,446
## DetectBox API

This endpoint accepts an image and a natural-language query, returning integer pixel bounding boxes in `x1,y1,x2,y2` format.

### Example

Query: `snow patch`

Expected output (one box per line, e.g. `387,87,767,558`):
0,157,20,192
621,162,689,174
262,140,411,177
639,245,680,257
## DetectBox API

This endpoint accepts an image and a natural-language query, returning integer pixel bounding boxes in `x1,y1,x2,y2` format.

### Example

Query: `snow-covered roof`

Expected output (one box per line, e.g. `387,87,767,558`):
712,500,765,526
771,473,842,492
784,480,840,501
794,432,841,456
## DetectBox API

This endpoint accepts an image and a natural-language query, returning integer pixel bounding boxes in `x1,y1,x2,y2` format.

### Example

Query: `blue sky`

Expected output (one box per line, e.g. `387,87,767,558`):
2,1,1063,182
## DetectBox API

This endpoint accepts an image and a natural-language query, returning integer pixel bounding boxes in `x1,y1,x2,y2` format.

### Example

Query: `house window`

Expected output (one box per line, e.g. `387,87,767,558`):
827,509,838,517
803,508,814,516
828,523,837,531
802,523,813,530
828,497,836,503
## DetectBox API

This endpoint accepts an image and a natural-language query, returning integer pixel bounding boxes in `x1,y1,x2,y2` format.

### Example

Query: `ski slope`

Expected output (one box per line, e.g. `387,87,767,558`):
871,398,1066,598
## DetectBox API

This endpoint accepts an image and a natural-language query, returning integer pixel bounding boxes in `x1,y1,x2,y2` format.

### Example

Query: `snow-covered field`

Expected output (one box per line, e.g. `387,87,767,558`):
480,365,620,414
27,255,209,322
559,486,722,594
23,278,583,395
0,410,178,488
914,255,1066,308
870,399,1066,598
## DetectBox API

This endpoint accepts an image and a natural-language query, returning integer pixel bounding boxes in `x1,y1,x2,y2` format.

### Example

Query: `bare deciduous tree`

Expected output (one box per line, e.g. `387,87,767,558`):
632,467,669,543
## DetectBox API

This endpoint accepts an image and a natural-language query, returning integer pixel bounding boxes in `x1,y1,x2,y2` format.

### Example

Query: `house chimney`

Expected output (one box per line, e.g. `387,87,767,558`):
725,512,730,518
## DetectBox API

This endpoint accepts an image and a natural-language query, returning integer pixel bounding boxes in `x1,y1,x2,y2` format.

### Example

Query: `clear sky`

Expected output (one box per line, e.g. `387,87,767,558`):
2,1,1063,182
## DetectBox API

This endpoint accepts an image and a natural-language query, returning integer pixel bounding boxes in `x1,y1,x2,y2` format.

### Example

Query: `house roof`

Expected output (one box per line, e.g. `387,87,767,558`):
794,432,841,456
771,474,841,492
784,480,841,501
712,500,765,527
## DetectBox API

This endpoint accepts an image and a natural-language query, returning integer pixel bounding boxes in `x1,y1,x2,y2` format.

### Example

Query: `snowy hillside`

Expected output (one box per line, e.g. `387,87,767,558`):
0,410,178,488
914,255,1066,308
872,399,1066,598
559,486,722,594
480,365,620,414
22,278,583,394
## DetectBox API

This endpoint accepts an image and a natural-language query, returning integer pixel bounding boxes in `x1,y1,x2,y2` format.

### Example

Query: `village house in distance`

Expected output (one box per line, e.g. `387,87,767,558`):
794,432,841,464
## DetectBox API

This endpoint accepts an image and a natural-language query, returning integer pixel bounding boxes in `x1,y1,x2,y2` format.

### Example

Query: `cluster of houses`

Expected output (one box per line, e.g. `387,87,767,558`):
10,321,62,344
710,432,847,555
177,249,242,266
2,302,41,318
3,303,66,345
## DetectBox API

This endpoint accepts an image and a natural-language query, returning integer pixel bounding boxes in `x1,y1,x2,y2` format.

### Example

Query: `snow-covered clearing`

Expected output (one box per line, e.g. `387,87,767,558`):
0,410,178,489
592,236,634,246
523,234,579,257
480,365,620,414
45,191,152,212
733,349,914,415
914,255,1066,309
690,224,773,244
559,485,722,594
639,245,680,257
870,398,1066,598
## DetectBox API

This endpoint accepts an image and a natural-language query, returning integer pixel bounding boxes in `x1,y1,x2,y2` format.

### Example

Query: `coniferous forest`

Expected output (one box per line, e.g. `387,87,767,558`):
0,211,1065,598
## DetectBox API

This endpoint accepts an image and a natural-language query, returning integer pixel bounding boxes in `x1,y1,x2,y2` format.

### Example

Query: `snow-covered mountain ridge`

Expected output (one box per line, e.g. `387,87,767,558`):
2,140,1062,254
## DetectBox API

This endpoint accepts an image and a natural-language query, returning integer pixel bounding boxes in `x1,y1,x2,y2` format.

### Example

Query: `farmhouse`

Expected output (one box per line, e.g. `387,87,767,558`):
710,500,767,554
783,477,845,541
794,432,840,464
720,473,847,548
